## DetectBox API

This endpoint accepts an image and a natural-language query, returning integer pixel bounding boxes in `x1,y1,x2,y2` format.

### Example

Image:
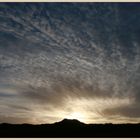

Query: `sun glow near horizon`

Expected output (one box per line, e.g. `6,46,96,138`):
31,96,133,125
65,111,86,122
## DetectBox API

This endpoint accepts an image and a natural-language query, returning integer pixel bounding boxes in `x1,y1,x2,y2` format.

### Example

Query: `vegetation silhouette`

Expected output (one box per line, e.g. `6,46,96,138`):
0,119,140,137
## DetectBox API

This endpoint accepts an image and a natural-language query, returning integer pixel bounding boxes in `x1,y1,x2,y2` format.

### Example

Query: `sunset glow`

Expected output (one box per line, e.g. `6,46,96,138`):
66,112,86,122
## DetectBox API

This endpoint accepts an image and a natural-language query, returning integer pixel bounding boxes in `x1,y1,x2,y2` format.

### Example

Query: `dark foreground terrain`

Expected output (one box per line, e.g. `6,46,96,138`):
0,119,140,138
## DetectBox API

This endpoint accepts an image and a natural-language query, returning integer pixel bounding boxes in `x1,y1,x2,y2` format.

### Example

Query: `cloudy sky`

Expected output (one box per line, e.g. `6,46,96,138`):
0,3,140,124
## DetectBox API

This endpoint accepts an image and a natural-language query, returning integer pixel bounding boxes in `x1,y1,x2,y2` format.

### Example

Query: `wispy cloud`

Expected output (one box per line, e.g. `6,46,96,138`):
0,3,140,124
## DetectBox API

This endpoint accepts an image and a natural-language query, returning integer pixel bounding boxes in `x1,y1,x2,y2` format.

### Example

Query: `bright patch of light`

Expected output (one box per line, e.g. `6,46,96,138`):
66,112,86,122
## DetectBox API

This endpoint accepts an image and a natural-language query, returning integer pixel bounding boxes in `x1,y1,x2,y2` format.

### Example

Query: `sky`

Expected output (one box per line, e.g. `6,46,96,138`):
0,3,140,124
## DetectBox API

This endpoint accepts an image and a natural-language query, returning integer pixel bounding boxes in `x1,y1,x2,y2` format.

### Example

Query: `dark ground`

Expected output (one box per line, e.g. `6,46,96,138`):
0,119,140,138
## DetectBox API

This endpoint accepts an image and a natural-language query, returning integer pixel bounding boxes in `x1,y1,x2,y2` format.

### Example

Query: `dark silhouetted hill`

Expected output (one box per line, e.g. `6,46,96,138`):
0,119,140,137
54,118,85,126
